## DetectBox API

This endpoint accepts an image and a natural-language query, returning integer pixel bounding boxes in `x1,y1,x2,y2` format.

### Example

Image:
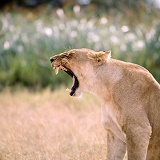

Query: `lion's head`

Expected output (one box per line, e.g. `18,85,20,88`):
50,48,111,97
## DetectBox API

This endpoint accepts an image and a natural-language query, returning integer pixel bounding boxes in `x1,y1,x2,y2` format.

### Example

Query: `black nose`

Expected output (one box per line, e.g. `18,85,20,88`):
50,57,55,63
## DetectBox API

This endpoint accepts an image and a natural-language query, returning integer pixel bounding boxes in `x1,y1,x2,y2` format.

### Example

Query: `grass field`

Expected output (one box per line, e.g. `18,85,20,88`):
0,88,107,160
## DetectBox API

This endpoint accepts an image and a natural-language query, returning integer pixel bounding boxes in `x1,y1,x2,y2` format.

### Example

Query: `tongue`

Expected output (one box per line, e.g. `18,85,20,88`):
72,75,76,88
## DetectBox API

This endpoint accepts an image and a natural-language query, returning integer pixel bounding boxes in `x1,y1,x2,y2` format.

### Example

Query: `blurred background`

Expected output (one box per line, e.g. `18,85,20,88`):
0,0,160,91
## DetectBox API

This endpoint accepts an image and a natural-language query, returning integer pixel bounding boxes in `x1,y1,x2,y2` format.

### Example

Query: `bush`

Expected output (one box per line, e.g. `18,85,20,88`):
0,8,160,90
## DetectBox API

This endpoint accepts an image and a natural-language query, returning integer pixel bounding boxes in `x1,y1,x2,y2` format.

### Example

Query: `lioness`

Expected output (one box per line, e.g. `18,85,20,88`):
50,48,160,160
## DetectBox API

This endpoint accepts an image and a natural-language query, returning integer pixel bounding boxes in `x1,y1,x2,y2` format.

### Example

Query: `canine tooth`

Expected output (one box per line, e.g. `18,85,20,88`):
66,88,71,92
55,67,59,74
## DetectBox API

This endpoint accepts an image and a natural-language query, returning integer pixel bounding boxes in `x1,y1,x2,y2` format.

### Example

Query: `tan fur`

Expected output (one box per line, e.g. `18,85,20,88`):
50,48,160,160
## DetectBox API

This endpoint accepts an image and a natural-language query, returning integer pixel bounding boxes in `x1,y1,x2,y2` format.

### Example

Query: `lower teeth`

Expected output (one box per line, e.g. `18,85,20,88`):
66,88,71,92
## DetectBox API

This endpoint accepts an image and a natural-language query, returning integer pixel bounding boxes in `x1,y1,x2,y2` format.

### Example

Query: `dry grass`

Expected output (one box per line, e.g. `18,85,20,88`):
0,88,106,160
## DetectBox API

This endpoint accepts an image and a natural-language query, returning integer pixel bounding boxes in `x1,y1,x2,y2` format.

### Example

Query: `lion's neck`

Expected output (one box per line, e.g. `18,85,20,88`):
85,59,123,104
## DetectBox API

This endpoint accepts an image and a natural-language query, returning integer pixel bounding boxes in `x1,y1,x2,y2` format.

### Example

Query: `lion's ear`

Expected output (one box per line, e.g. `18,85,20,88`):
87,50,111,65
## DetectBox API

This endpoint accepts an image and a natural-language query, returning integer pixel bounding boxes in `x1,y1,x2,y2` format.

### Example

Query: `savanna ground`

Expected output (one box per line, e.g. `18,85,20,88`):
0,88,107,160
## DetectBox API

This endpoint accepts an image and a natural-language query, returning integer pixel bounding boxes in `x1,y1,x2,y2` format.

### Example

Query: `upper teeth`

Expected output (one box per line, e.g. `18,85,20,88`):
54,66,67,74
55,67,59,74
60,66,67,71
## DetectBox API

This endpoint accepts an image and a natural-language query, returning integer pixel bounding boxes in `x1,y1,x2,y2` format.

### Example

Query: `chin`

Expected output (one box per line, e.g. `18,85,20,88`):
72,90,83,99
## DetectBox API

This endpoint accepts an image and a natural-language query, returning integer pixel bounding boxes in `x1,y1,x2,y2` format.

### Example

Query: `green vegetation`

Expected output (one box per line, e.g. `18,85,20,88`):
0,6,160,90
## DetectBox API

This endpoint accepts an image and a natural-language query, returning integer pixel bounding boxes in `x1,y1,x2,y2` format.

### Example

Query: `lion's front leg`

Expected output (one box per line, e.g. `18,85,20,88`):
102,106,126,160
126,124,152,160
106,131,126,160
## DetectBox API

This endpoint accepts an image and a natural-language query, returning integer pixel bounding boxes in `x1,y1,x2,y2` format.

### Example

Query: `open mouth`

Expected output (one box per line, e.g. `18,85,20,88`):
53,65,79,96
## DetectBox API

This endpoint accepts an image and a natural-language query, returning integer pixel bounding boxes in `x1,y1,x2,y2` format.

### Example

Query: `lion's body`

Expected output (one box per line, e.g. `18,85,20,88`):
100,59,160,160
50,48,160,160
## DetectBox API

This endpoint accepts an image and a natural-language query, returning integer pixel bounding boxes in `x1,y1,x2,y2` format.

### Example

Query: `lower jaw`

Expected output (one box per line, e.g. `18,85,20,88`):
72,90,82,98
66,88,82,98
